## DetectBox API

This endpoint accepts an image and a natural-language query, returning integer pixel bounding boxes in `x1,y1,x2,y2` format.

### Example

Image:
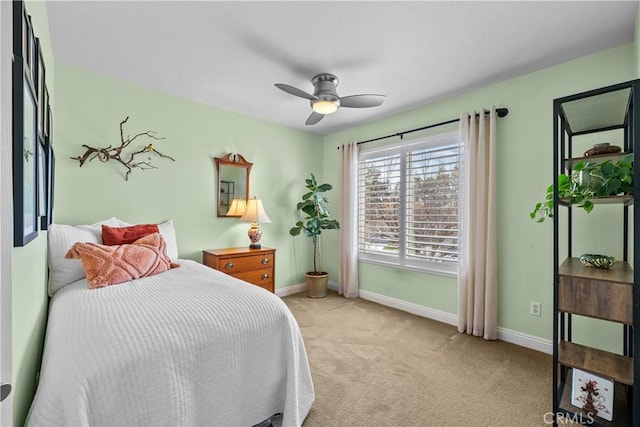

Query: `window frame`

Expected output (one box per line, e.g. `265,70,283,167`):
358,131,460,277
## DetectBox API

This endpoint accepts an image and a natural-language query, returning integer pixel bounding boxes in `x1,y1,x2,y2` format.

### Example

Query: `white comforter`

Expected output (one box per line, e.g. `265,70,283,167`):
27,260,314,426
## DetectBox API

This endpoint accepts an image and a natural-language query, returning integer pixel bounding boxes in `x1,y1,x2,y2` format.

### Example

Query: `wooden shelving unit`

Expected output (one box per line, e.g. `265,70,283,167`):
552,80,640,426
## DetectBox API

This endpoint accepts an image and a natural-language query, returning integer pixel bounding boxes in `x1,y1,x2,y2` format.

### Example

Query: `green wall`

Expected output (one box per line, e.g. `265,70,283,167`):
322,43,635,348
54,63,322,288
11,1,53,425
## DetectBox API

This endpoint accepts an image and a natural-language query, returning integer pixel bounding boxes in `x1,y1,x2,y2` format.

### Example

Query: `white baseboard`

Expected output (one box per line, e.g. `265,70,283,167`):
278,282,552,355
358,288,552,355
276,280,339,297
496,327,552,354
358,288,458,326
275,283,306,297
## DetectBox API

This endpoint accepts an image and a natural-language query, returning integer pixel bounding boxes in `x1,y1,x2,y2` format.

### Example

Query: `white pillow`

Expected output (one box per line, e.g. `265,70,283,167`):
47,218,120,296
115,219,178,260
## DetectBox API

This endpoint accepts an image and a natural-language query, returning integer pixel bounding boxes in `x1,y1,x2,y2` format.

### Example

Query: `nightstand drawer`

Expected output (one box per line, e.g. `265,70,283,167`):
232,269,274,292
202,247,276,293
218,253,274,274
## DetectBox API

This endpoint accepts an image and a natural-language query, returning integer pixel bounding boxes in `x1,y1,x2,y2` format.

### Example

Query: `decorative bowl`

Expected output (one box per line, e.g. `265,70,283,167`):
584,143,622,157
579,254,615,269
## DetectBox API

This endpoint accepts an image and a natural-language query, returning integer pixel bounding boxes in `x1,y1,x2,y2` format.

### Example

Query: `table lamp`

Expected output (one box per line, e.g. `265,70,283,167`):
240,197,271,249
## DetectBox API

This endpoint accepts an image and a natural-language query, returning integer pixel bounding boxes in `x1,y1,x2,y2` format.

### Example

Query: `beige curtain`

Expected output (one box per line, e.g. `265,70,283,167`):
458,107,498,340
338,141,359,298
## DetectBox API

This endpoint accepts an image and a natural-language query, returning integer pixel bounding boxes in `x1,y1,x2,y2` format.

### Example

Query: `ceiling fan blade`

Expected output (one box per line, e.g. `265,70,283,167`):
275,83,317,101
305,111,324,125
339,94,386,108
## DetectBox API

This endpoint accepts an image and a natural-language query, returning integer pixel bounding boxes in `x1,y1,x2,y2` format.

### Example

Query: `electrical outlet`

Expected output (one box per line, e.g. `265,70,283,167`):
530,301,542,317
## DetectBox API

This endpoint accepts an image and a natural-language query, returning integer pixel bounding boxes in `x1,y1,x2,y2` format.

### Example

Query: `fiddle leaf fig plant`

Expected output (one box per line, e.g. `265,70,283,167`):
290,174,340,274
530,154,633,222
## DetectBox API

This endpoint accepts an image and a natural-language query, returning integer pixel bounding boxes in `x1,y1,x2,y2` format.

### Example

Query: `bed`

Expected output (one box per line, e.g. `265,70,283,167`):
26,219,314,426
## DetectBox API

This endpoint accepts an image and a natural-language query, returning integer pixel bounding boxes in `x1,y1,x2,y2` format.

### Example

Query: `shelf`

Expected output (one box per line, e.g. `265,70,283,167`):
558,368,630,426
559,341,633,385
559,195,633,207
559,87,631,134
558,258,632,324
559,258,633,284
564,152,630,170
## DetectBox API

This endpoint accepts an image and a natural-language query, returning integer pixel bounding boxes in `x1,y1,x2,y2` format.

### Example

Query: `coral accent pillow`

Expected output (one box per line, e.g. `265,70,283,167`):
102,224,159,245
65,233,175,288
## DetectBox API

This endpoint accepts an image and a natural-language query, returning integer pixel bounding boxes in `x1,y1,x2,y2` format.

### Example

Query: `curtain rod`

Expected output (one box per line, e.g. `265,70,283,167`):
337,107,508,149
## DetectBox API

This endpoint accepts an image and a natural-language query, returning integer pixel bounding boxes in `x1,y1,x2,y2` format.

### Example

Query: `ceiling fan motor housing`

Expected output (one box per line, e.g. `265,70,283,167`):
311,73,340,108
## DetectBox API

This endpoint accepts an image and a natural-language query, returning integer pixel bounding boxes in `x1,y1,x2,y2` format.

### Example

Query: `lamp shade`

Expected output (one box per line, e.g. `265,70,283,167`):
240,198,272,224
226,198,247,216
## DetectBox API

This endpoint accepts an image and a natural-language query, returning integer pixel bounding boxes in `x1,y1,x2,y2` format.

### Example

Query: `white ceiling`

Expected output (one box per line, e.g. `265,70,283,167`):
46,1,639,135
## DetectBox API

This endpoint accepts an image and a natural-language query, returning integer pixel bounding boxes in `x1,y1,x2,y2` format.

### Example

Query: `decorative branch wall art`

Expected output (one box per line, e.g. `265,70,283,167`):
71,116,175,181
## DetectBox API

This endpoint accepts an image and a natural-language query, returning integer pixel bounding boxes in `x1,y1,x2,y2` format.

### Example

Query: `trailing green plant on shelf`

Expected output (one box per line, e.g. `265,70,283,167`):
530,154,633,222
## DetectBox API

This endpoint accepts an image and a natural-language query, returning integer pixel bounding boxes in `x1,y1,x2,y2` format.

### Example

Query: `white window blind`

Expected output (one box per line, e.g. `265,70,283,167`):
358,131,460,276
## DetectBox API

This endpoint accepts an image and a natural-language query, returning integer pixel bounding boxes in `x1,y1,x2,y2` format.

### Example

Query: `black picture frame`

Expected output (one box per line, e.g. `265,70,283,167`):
45,137,55,229
13,1,53,243
36,38,45,137
20,7,28,60
43,88,49,137
28,17,36,86
13,59,39,246
37,136,46,218
46,104,52,139
39,134,54,230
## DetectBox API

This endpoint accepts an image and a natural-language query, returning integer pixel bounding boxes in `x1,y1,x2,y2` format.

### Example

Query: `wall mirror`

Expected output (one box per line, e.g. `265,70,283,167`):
214,153,252,217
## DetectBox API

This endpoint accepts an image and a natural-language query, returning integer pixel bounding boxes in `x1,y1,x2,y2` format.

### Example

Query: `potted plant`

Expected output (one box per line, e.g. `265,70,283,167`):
530,154,633,222
290,174,340,298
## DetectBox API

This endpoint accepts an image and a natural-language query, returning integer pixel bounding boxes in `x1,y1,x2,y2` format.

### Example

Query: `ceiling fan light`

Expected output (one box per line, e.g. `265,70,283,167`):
312,99,339,114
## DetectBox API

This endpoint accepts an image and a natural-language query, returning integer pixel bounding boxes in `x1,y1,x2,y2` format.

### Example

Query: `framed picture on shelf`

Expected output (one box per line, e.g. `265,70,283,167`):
571,368,614,422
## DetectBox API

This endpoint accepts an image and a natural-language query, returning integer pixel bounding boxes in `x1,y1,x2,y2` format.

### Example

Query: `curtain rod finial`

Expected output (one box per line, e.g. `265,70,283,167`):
496,108,508,118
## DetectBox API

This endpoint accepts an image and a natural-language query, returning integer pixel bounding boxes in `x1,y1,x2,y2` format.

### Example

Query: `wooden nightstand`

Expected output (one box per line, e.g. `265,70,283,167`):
202,247,275,293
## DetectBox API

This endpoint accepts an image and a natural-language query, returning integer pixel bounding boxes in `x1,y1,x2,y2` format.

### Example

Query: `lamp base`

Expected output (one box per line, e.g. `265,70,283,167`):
247,223,263,249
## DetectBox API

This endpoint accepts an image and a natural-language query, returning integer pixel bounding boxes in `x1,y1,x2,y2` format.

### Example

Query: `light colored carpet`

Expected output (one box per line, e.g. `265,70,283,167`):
282,290,552,427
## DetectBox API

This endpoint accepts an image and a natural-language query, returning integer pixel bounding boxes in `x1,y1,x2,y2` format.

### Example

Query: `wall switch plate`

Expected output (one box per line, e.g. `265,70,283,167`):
530,301,542,317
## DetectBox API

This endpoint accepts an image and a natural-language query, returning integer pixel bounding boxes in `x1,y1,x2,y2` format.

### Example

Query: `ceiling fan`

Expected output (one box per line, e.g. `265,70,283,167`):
275,73,386,125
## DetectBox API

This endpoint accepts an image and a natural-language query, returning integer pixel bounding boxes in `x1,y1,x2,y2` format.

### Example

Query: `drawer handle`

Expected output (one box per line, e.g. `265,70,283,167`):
262,258,270,265
261,273,269,280
224,262,234,270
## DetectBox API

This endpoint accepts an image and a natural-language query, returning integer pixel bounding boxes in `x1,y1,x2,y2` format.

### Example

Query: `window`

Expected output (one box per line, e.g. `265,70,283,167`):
358,131,460,276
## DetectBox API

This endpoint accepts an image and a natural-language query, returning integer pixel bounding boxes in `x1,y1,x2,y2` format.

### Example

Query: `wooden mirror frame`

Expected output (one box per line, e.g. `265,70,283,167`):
214,153,252,217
